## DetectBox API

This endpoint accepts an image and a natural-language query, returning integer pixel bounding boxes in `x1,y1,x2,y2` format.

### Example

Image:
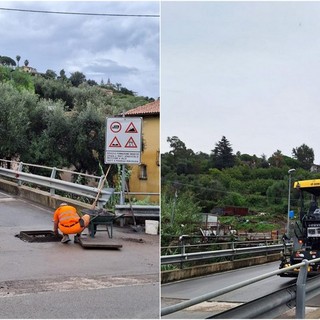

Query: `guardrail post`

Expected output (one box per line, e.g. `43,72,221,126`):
180,240,186,269
231,242,235,261
98,175,104,189
296,259,308,319
265,240,268,257
50,168,57,196
17,162,23,186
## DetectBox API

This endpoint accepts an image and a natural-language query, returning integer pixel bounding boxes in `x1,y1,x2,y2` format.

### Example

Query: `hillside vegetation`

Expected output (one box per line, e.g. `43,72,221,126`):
0,61,153,185
161,136,320,245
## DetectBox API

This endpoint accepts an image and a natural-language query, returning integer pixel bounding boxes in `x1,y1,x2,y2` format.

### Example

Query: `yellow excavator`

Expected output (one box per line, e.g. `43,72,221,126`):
280,179,320,277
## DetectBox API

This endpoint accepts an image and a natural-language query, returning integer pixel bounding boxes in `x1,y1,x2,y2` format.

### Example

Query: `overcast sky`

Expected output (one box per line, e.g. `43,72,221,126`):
161,1,320,163
0,1,159,98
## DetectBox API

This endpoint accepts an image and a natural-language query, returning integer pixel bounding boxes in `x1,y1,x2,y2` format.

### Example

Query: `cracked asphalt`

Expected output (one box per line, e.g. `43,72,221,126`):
0,191,159,319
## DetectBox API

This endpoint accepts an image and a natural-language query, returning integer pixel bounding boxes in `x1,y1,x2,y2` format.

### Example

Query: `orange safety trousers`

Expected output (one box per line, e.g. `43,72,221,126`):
59,214,90,235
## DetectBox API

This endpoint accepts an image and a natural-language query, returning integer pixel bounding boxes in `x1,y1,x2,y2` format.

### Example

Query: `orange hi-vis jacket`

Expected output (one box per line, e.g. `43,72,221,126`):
53,205,90,235
53,205,80,228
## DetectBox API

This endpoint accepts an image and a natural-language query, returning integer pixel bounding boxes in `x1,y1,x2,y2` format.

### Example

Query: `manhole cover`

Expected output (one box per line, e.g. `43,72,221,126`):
17,230,63,242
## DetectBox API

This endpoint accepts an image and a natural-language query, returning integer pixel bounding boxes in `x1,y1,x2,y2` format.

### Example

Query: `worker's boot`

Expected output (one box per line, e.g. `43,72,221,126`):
61,234,70,243
74,234,81,243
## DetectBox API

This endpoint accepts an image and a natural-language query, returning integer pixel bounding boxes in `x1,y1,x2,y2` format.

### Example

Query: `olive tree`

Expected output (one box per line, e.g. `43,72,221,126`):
0,83,36,160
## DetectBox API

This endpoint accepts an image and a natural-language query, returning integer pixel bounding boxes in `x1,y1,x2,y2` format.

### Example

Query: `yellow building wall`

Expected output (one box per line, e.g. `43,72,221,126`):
128,115,160,204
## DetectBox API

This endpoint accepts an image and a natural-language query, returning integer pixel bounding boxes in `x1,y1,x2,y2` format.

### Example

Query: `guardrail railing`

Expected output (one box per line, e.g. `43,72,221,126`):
161,237,290,268
161,258,320,318
161,243,284,265
0,159,112,208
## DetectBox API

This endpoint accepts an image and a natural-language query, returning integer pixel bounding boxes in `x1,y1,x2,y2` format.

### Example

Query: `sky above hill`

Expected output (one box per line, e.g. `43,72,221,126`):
0,1,159,98
161,1,320,164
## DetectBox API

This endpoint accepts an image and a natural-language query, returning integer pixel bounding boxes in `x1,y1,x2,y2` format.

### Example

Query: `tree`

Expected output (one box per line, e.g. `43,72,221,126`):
69,71,86,87
40,105,73,167
259,153,269,168
67,105,105,173
266,180,288,210
24,59,29,67
164,136,196,175
167,136,189,155
0,83,36,159
292,144,314,170
87,79,97,86
211,136,235,169
0,66,34,91
16,55,21,67
268,150,285,168
10,69,35,92
161,189,202,247
0,56,16,67
44,69,57,80
58,69,68,81
120,87,134,96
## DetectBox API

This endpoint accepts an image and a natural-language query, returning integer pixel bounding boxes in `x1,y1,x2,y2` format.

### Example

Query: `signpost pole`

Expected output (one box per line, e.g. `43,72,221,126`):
120,164,126,205
120,113,126,205
105,115,142,206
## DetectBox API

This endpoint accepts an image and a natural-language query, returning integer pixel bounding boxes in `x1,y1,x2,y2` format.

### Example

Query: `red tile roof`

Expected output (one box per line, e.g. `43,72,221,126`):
125,99,160,116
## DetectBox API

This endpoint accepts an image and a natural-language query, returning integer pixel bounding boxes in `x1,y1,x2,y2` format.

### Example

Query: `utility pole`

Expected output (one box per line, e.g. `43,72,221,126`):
287,168,296,236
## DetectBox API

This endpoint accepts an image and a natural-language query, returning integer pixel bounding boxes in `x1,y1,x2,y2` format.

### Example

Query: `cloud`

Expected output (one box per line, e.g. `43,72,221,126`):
0,1,159,98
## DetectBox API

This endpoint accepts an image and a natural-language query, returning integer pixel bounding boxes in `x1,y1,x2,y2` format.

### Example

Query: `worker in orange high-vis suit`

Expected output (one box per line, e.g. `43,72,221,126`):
53,203,90,243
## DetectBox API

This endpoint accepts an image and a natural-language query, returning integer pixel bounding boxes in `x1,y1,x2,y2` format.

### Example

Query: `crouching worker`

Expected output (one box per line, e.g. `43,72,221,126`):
53,203,90,243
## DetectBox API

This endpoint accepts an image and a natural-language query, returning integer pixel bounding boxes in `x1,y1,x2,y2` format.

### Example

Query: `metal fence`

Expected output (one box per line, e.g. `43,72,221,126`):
161,258,320,319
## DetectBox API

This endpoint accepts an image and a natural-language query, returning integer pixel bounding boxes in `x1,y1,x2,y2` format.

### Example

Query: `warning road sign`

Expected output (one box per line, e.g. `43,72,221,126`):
109,136,122,148
125,122,138,133
105,117,142,164
125,137,137,148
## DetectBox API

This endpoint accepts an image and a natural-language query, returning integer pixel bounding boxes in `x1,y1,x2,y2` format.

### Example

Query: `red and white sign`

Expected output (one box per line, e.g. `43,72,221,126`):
105,117,142,164
110,121,122,133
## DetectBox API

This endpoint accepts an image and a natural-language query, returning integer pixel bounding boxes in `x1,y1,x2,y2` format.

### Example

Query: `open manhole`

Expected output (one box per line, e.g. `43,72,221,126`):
17,230,63,242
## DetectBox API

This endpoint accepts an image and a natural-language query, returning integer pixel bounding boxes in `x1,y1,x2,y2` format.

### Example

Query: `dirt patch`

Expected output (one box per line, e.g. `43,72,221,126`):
0,274,158,297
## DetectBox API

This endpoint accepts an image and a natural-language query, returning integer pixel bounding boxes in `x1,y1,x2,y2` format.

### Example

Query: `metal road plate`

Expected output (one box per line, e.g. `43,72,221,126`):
18,230,62,242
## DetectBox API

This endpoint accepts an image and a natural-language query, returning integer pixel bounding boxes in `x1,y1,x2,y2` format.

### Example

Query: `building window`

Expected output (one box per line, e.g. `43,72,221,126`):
156,149,160,166
139,164,147,180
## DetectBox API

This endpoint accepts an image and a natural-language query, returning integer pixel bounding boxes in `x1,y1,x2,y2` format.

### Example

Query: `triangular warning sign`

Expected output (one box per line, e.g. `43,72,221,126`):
125,137,137,148
109,136,122,148
125,122,138,133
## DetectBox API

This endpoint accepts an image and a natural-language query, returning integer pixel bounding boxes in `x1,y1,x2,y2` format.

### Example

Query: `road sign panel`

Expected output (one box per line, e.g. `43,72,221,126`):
105,117,142,164
105,151,141,164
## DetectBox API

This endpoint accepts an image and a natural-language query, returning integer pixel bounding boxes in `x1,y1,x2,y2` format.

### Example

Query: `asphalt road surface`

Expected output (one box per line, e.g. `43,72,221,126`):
0,191,159,319
161,261,320,318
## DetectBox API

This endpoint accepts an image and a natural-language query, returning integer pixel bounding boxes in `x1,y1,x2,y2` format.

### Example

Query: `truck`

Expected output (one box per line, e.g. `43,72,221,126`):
279,179,320,277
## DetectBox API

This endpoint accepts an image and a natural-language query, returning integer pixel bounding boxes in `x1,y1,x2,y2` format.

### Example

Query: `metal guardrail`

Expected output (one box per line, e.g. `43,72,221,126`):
0,159,113,208
161,258,320,318
161,242,288,266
